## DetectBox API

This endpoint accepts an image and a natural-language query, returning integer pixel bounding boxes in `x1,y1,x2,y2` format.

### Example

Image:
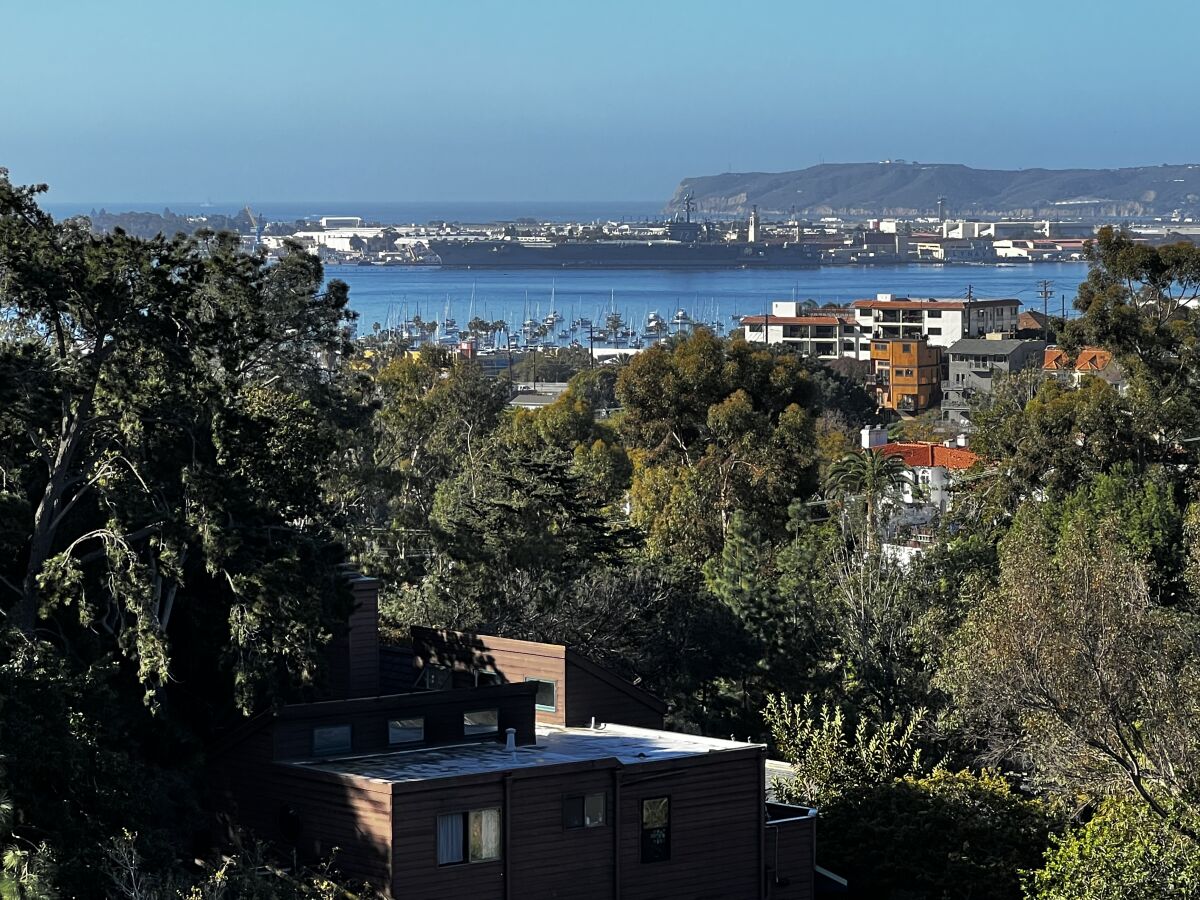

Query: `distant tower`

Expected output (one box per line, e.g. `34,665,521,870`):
748,205,760,243
936,197,947,221
682,192,695,224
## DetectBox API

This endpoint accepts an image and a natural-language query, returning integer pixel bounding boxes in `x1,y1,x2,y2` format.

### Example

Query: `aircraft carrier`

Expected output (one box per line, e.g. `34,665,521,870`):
428,236,819,268
429,203,819,269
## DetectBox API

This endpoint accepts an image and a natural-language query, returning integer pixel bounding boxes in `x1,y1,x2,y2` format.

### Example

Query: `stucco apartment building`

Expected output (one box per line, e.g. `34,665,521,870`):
743,294,1021,362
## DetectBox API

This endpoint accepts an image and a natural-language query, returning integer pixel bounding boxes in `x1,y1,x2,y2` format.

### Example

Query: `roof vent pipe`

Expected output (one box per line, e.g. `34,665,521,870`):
505,728,516,752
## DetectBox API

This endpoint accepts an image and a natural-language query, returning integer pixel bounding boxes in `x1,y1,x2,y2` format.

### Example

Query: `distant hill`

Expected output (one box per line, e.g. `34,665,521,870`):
81,208,251,239
666,162,1200,219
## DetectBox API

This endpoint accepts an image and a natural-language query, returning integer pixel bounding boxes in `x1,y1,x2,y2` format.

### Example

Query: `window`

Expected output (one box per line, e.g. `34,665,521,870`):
470,808,502,861
463,709,499,736
874,342,888,352
388,717,424,745
524,677,557,712
418,663,453,691
927,310,941,318
564,793,607,829
927,326,941,335
901,343,912,353
311,724,351,756
437,808,502,866
641,797,670,862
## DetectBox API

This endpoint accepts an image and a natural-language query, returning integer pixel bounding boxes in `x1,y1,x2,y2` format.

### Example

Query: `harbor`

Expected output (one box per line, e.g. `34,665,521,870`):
329,260,1090,350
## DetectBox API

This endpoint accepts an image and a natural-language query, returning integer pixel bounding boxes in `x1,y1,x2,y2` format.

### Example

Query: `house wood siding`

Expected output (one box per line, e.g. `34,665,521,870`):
269,767,392,888
212,731,393,889
508,768,617,899
271,684,538,760
766,806,815,900
413,628,569,726
391,780,507,899
566,658,665,729
618,748,765,900
385,748,765,900
413,628,666,730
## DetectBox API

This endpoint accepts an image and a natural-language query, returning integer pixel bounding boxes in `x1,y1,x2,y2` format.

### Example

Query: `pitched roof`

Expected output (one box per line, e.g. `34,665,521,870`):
881,442,980,470
949,338,1041,356
1043,347,1114,371
1075,348,1114,371
1043,348,1069,369
1018,310,1048,330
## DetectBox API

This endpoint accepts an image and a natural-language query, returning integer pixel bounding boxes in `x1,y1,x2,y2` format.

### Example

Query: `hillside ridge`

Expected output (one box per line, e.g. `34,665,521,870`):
666,161,1200,218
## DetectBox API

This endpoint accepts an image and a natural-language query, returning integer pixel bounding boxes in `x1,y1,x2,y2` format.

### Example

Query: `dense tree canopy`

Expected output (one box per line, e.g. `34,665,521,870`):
8,171,1200,898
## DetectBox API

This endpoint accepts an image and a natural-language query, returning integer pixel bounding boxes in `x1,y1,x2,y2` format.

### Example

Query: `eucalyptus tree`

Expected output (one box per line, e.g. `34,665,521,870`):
0,172,357,709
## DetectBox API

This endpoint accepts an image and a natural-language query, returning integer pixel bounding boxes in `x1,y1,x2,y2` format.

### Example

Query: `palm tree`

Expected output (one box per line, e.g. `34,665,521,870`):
825,449,910,549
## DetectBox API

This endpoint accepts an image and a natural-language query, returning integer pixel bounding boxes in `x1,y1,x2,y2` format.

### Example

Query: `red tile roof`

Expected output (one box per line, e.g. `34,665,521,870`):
881,442,980,470
1018,310,1048,330
1075,348,1114,371
1043,347,1114,371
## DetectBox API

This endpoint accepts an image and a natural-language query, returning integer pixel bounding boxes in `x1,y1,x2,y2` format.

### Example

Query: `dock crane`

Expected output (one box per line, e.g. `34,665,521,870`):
242,205,265,249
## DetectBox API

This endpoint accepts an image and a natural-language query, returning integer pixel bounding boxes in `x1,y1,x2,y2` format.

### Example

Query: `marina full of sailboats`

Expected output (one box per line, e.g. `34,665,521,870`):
370,278,725,355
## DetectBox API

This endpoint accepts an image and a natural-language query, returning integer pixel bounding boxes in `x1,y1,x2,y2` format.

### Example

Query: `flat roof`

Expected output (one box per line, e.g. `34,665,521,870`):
853,297,1020,310
292,724,759,784
740,315,844,326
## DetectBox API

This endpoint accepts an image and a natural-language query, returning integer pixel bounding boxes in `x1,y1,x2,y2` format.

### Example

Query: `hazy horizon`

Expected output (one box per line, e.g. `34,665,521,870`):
5,0,1198,203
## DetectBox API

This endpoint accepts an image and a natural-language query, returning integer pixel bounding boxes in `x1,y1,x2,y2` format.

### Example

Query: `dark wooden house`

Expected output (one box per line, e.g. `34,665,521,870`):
408,626,668,729
210,575,820,899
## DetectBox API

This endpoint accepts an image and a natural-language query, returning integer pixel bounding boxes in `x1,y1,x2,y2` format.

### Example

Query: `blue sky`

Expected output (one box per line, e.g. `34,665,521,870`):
2,0,1196,203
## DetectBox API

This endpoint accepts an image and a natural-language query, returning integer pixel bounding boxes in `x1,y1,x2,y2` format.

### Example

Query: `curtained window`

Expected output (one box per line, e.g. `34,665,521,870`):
469,808,501,862
437,808,501,866
436,813,463,866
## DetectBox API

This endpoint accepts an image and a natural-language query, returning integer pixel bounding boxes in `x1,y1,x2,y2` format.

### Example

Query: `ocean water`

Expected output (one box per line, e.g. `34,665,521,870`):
41,199,667,225
327,262,1090,338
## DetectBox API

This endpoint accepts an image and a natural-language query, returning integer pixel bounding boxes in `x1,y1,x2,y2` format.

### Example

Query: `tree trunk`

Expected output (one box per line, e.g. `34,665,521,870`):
14,394,92,633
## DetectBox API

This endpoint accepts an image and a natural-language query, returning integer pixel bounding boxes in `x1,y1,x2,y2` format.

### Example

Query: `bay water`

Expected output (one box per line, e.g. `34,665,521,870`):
328,262,1090,339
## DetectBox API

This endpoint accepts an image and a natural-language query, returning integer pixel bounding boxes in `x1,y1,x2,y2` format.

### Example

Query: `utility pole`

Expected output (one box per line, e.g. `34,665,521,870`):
588,322,595,369
965,284,974,336
1037,279,1054,341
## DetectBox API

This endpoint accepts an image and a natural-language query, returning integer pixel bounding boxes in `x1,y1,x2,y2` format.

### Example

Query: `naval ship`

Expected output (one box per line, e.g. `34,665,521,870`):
429,205,819,269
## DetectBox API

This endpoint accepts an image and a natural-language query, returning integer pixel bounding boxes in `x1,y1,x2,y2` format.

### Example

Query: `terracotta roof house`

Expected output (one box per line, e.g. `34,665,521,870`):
877,439,981,512
1043,346,1125,389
